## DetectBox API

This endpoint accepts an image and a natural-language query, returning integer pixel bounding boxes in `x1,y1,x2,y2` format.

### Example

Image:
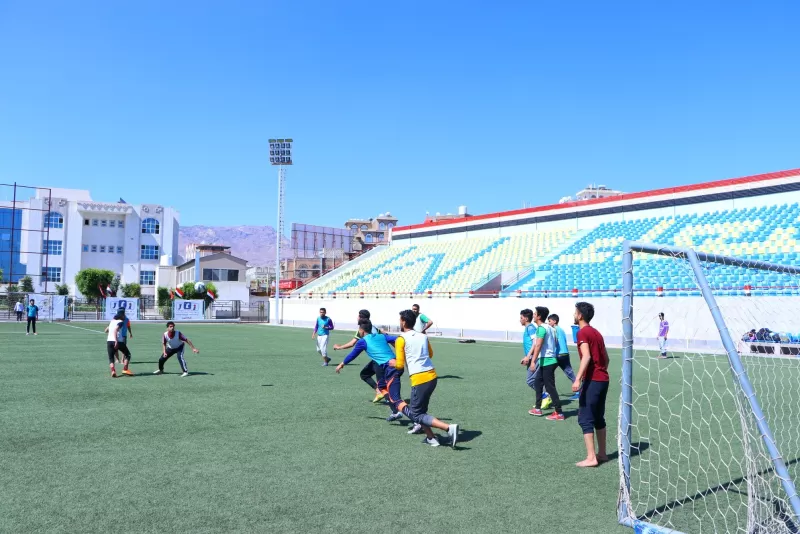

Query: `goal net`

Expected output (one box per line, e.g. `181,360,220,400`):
618,242,800,534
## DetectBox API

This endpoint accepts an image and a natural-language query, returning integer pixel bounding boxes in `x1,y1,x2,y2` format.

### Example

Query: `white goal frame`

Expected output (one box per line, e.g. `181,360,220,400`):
618,241,800,533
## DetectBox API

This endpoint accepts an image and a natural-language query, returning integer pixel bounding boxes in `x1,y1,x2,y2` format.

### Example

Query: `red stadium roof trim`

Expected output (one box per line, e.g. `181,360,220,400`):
392,168,800,234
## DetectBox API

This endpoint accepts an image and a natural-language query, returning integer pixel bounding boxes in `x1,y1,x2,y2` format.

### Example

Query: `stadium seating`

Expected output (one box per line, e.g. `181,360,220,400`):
297,203,800,297
298,228,576,296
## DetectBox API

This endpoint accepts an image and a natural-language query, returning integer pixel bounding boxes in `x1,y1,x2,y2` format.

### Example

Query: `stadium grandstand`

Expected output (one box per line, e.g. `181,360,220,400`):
294,168,800,299
282,168,800,348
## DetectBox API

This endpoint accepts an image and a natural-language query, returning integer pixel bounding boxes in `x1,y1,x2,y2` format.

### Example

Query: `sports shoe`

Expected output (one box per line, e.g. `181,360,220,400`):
153,369,163,375
408,423,423,434
546,412,565,421
181,372,190,377
111,371,117,378
529,408,543,416
33,333,38,336
122,369,134,376
322,362,328,366
372,393,385,403
542,396,552,410
447,424,459,448
25,333,29,336
569,392,581,401
386,412,403,422
541,392,549,399
422,437,440,447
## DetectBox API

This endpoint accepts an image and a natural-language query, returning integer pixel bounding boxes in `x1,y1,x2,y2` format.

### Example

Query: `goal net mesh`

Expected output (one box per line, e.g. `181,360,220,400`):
618,246,800,533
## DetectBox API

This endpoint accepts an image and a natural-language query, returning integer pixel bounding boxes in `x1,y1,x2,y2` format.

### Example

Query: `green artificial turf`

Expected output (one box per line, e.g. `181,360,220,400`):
0,321,634,533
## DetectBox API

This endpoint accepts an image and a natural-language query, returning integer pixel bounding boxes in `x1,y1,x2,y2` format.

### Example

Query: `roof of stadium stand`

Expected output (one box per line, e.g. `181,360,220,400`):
392,167,800,236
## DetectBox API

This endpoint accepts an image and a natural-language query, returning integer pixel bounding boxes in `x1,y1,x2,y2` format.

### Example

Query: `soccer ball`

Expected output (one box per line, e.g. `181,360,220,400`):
194,282,206,293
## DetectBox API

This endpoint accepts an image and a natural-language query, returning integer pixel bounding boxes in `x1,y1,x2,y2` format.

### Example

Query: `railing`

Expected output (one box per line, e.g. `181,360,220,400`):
279,283,800,299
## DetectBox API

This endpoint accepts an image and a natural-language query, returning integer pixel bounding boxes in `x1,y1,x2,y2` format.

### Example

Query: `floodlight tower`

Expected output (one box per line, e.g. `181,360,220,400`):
269,138,293,324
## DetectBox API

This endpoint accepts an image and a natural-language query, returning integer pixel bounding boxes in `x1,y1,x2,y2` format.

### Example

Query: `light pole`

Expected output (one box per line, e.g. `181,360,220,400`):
269,138,292,324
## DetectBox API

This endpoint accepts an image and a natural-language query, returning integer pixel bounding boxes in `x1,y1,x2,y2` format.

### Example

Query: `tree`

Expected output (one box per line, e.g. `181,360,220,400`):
7,284,19,293
74,268,115,300
178,281,219,302
55,283,70,296
120,283,141,298
109,273,121,296
0,267,3,282
156,286,171,307
20,275,34,293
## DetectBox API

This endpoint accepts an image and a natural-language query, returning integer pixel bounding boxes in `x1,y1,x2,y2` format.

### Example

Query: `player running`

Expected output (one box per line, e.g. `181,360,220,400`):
572,301,610,467
333,309,387,403
312,308,334,366
520,309,550,410
391,310,460,447
335,320,402,421
411,304,433,334
104,310,134,377
25,299,39,335
522,306,564,421
548,314,580,401
154,321,200,377
113,309,134,363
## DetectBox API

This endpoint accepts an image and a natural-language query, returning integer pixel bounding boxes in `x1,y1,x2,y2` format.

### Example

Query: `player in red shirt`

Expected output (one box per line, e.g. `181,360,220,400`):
571,301,610,468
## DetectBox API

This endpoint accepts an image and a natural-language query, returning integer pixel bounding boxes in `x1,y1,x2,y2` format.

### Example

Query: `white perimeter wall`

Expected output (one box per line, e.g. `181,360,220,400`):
279,296,797,351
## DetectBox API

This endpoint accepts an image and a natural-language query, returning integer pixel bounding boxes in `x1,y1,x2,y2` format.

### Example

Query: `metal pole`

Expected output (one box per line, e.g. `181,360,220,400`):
9,182,16,284
685,247,800,522
44,188,51,293
618,241,635,524
274,166,284,324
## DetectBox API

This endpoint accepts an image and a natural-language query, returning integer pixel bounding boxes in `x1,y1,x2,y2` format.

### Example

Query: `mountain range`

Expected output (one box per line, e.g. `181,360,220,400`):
178,225,291,265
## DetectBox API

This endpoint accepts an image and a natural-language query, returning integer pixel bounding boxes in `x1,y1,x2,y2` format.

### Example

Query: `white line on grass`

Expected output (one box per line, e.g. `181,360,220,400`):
54,322,106,334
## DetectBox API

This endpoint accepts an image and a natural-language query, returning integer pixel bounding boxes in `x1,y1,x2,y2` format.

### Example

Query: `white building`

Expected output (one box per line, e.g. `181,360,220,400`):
14,187,180,297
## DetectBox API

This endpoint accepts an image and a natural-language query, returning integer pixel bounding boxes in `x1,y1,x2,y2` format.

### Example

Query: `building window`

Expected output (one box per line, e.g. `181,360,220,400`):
100,245,106,253
360,224,368,231
109,220,116,228
379,222,386,230
118,220,124,228
378,233,385,240
141,244,160,260
141,218,160,234
83,244,89,252
44,212,64,229
84,219,89,226
42,267,62,282
108,245,115,254
350,224,358,234
388,223,394,229
202,268,240,282
101,219,108,227
91,245,97,252
140,270,156,286
92,219,98,226
42,240,63,255
365,233,373,243
116,246,123,254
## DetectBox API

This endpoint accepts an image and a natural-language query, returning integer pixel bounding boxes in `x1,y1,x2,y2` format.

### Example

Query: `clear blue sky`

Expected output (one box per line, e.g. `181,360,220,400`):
2,1,799,229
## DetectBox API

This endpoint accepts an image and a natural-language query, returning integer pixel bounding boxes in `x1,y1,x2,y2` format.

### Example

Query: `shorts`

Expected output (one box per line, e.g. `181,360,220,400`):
107,341,131,363
315,334,329,356
409,378,437,422
658,336,667,354
578,380,609,434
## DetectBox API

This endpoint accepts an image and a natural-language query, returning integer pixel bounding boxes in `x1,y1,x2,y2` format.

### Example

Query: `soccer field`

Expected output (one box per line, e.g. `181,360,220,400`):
0,321,629,533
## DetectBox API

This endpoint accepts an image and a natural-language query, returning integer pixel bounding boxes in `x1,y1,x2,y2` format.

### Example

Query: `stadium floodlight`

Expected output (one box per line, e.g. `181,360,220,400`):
269,139,293,324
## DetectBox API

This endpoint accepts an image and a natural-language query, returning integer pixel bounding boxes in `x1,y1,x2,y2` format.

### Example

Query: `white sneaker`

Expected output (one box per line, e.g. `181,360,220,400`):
422,437,440,447
386,412,403,422
181,372,190,377
447,424,459,448
153,369,163,375
25,333,29,336
408,423,423,435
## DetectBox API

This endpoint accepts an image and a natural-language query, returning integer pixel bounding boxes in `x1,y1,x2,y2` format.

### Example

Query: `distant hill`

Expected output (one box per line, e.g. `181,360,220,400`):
178,225,291,265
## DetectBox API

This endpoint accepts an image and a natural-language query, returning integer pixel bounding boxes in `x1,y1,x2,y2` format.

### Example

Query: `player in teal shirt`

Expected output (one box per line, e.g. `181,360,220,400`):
548,314,580,401
26,299,39,335
311,307,334,366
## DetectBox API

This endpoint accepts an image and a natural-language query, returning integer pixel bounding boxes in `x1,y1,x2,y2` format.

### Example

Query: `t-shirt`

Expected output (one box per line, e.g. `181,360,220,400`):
163,330,188,350
658,320,670,337
14,302,23,312
577,325,610,382
353,326,381,339
315,316,334,336
27,305,38,318
343,333,398,365
413,313,431,333
522,324,537,356
107,320,120,342
554,325,569,356
536,324,558,366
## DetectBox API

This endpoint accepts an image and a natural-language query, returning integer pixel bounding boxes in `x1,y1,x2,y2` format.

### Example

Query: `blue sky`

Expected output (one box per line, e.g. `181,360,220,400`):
1,1,799,229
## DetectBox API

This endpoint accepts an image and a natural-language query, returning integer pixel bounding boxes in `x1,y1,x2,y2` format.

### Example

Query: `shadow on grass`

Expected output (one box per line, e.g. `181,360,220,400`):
437,375,463,380
262,384,274,387
606,441,649,462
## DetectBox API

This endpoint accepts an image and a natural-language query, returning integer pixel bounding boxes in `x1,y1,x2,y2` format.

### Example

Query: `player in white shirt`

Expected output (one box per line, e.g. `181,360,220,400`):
153,321,200,377
104,311,134,378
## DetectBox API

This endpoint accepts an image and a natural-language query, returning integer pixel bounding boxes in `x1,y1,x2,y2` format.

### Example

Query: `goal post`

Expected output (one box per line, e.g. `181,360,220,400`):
618,241,800,533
